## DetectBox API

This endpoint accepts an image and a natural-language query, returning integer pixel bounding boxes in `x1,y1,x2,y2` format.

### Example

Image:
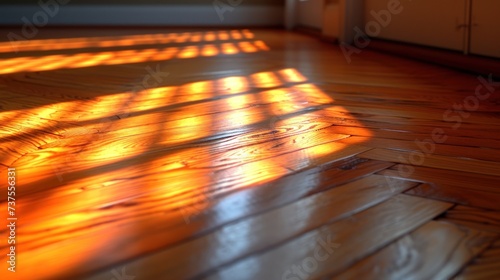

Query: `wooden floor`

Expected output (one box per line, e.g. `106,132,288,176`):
1,28,499,280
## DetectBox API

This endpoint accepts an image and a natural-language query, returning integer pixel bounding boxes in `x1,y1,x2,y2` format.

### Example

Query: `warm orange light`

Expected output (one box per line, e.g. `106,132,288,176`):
226,94,254,110
230,30,243,40
216,94,265,130
201,45,219,57
218,31,230,40
307,142,353,167
254,40,270,51
148,47,179,61
4,54,66,74
177,80,213,102
0,33,174,53
72,52,115,68
167,112,213,144
218,76,249,94
190,80,212,95
204,32,217,41
1,56,30,69
251,71,282,88
190,32,203,42
259,88,289,104
139,86,178,108
11,217,116,279
34,53,94,71
219,159,286,187
0,30,258,55
175,32,191,43
1,67,372,280
293,83,334,103
0,41,265,75
177,46,200,59
221,43,239,55
242,29,255,39
223,107,264,130
113,49,151,63
279,68,308,83
238,42,258,53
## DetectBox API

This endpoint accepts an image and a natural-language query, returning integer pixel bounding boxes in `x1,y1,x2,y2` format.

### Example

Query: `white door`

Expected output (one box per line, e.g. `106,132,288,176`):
470,0,500,58
364,0,467,52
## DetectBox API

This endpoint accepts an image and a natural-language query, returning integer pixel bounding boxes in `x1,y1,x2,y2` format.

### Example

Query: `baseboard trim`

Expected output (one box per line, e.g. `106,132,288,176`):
294,25,322,37
367,39,500,78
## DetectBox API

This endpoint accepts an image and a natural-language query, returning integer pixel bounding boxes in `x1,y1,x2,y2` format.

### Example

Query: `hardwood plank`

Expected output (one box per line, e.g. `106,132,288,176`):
11,124,351,186
0,162,395,279
316,82,500,111
338,136,500,162
358,148,500,176
440,220,500,235
377,165,500,193
332,221,496,280
406,183,500,211
10,157,391,247
1,133,371,202
1,153,384,269
302,109,500,142
85,175,417,280
453,240,500,280
312,125,500,150
8,142,371,225
318,102,500,127
201,195,451,280
444,206,500,228
438,205,500,234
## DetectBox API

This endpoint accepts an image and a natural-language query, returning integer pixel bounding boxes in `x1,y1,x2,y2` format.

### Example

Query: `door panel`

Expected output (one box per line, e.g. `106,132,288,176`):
470,0,500,58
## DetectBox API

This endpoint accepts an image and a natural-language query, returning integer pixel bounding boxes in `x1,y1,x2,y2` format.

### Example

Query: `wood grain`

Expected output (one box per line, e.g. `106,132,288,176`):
86,175,418,280
406,183,500,211
453,240,500,280
439,205,500,234
378,165,500,193
358,148,500,176
333,221,496,280
202,195,452,280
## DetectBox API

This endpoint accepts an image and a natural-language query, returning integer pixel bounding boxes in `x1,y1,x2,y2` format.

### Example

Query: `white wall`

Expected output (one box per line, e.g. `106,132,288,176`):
364,0,467,52
285,0,364,43
296,0,323,29
0,5,284,26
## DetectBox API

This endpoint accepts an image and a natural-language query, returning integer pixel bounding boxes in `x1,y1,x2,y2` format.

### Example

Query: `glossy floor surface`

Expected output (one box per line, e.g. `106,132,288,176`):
0,28,499,280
